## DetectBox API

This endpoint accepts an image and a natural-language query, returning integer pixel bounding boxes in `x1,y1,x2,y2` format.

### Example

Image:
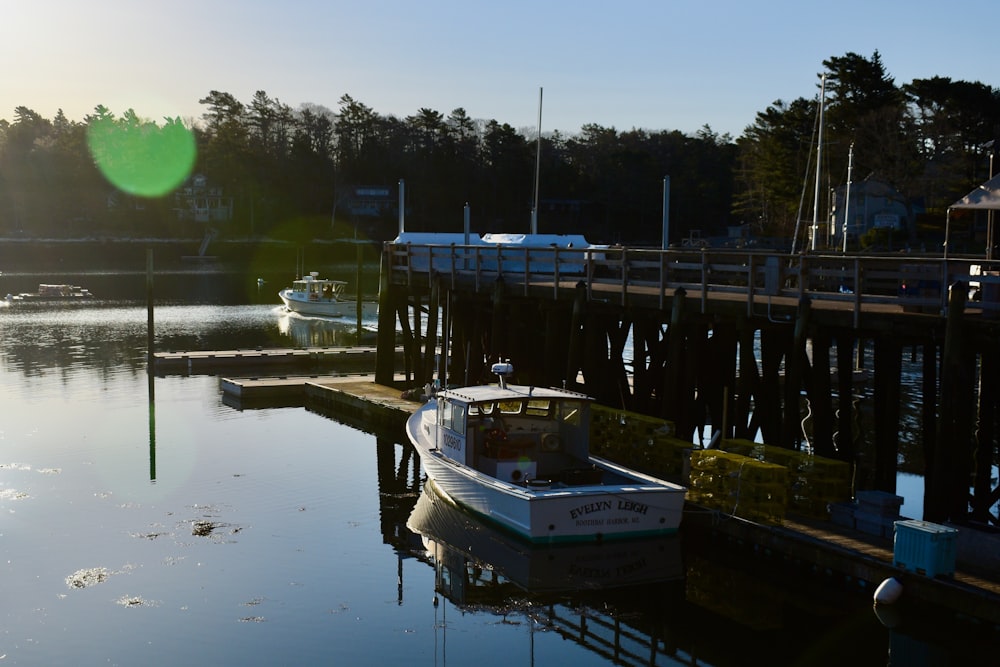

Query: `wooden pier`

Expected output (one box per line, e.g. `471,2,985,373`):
153,241,1000,627
376,243,1000,529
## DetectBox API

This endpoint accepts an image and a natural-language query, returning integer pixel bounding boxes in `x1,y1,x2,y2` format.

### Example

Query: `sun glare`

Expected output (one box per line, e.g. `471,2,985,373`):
87,115,196,198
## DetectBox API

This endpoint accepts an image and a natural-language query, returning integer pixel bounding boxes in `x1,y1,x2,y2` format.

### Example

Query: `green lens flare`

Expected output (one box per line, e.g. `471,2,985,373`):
87,117,196,198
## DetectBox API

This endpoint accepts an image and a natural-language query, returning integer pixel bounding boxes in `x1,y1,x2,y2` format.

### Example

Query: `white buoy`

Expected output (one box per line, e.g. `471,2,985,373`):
873,576,903,605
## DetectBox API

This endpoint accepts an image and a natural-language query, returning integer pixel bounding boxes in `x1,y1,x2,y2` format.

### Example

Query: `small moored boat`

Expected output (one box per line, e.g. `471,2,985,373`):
6,284,95,302
406,363,687,543
278,272,376,318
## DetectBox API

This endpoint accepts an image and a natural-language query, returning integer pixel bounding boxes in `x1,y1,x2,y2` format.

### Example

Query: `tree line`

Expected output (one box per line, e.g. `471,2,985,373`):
1,51,997,248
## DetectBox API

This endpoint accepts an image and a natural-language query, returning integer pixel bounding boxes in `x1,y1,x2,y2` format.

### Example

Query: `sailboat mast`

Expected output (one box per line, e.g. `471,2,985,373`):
531,87,542,234
811,74,826,251
843,142,854,253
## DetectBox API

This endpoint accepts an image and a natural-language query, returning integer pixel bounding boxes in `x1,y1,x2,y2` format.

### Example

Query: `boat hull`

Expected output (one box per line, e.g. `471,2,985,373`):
407,403,686,544
278,289,376,318
407,481,684,595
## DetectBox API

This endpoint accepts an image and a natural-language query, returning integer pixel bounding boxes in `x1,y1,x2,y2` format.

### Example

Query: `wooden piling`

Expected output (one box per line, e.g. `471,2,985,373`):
872,335,902,492
375,251,397,385
835,333,857,464
781,296,812,450
929,281,970,522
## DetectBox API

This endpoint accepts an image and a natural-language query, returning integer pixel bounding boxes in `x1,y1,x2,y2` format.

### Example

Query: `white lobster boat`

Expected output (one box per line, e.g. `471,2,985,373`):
406,363,686,544
277,272,376,318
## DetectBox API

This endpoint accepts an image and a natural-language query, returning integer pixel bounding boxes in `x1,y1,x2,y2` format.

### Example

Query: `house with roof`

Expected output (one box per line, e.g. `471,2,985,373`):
830,177,914,248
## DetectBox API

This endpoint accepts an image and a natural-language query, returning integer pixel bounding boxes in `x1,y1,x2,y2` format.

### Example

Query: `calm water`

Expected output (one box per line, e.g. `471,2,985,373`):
0,275,989,666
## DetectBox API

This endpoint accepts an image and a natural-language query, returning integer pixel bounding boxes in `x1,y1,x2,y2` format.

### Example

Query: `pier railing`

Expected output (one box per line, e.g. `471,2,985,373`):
384,242,1000,320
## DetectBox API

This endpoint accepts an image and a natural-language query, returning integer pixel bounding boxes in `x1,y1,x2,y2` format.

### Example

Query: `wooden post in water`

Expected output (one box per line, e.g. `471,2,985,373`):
872,335,902,492
146,248,154,372
662,287,687,431
397,299,414,384
146,247,156,482
920,341,938,489
782,296,811,449
928,281,970,522
973,348,998,521
412,291,423,386
835,334,858,464
566,281,587,389
375,249,397,386
440,287,450,386
735,323,760,440
424,275,440,385
355,243,363,342
809,331,835,457
759,326,787,448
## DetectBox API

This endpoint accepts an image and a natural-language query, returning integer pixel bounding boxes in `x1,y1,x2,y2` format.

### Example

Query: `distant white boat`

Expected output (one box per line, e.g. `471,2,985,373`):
6,283,95,302
277,272,376,318
406,363,687,544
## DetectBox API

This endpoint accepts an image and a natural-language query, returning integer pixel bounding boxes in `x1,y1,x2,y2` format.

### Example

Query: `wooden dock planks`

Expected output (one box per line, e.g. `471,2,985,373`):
154,346,402,374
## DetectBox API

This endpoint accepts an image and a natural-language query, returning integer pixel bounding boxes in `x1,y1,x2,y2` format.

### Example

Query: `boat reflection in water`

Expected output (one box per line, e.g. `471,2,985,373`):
408,481,684,597
276,310,377,347
407,481,685,663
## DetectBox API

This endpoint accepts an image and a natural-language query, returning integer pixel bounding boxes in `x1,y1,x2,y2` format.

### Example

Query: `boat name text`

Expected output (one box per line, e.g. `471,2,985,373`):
569,499,648,520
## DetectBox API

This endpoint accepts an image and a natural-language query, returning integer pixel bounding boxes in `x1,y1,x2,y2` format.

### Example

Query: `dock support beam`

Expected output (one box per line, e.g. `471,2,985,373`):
375,251,397,386
928,281,972,522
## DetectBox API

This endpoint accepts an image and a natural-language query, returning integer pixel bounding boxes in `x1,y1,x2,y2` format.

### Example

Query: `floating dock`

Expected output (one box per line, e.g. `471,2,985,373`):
154,345,402,375
221,374,419,431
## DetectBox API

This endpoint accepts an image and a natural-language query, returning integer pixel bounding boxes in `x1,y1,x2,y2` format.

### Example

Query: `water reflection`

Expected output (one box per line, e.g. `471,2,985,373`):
407,483,685,597
4,296,990,666
405,483,686,664
276,310,378,347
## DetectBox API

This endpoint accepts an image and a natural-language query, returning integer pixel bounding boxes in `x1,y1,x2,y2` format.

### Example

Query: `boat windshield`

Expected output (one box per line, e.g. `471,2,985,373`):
291,280,346,298
467,398,583,424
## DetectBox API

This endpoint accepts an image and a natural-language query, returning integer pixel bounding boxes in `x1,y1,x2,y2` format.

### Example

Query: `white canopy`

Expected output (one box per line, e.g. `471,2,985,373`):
950,173,1000,210
945,174,1000,257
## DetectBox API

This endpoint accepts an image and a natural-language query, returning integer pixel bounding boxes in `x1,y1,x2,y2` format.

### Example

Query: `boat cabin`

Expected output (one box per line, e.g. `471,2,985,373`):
289,273,347,301
433,383,598,486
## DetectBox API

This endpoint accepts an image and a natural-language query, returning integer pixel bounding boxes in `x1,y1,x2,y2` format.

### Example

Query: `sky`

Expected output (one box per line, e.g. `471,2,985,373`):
3,0,997,139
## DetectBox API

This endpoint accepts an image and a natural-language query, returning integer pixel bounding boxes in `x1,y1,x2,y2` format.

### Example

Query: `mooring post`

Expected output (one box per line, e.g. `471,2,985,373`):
928,281,969,522
355,242,363,341
146,248,154,374
424,275,440,385
734,323,760,439
835,334,857,464
973,348,998,521
872,335,902,491
146,247,156,482
375,248,397,385
809,331,835,457
663,287,687,433
566,281,587,388
782,295,811,449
